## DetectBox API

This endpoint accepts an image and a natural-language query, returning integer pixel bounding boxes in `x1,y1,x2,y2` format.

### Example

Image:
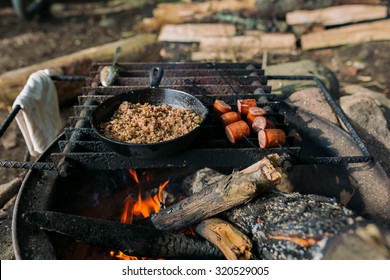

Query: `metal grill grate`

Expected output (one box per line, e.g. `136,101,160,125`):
0,62,372,175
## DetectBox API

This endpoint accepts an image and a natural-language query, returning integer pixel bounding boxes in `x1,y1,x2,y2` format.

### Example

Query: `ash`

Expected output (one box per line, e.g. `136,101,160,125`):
223,190,356,260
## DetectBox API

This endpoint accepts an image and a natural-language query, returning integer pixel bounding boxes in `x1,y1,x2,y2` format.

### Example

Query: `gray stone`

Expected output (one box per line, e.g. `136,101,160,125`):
266,59,339,99
340,95,390,176
286,87,339,125
0,130,18,150
342,85,390,122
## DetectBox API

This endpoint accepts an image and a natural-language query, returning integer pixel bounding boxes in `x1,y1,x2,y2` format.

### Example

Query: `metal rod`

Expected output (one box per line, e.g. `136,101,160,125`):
56,98,97,177
0,160,57,171
50,75,86,82
296,156,372,165
209,62,243,100
0,105,21,138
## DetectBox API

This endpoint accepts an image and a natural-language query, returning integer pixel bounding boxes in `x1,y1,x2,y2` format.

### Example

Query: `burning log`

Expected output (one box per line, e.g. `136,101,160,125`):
182,168,254,260
22,155,288,260
221,190,390,260
23,211,223,260
151,154,283,231
195,218,253,260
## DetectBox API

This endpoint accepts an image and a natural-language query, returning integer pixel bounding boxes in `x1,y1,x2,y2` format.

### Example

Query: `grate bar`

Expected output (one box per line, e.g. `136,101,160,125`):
51,148,300,170
0,105,21,138
0,160,57,171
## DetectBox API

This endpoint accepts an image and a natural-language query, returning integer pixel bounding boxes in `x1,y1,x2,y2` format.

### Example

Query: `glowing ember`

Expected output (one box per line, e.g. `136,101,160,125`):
110,250,138,260
267,235,318,247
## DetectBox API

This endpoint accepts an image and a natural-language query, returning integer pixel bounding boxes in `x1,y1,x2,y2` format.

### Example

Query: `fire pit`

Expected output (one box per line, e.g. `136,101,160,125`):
8,62,390,259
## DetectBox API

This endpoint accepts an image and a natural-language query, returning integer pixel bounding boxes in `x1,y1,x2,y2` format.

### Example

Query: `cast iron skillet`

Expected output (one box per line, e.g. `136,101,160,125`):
91,67,209,159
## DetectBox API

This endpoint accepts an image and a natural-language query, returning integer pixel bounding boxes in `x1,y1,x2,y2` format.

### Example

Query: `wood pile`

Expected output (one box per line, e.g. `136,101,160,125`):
142,0,390,61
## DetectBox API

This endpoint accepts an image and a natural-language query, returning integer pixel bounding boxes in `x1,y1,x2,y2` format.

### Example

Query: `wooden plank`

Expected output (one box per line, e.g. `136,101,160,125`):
153,0,257,20
198,34,296,52
158,23,236,42
137,0,257,31
191,32,296,60
301,19,390,50
286,5,387,26
334,0,383,4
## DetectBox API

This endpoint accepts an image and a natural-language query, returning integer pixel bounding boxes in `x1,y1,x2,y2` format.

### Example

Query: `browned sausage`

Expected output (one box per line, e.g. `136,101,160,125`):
237,99,257,116
252,116,275,133
220,111,241,126
213,99,232,116
225,120,250,144
258,128,286,148
246,106,267,127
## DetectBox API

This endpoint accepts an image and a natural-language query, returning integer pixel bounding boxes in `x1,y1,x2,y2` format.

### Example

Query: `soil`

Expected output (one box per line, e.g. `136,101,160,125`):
1,1,389,260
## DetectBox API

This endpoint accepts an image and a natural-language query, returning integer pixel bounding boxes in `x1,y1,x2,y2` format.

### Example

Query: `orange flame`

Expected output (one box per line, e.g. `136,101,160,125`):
110,250,138,260
114,169,169,259
128,169,139,184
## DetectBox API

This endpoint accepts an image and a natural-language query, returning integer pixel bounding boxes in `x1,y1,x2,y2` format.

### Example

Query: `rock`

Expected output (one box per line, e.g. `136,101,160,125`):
266,59,340,100
0,129,19,150
286,87,339,125
322,222,390,260
342,85,390,120
340,95,390,176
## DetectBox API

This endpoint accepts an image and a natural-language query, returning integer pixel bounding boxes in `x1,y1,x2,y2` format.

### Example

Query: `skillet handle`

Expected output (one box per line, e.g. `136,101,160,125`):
149,67,164,88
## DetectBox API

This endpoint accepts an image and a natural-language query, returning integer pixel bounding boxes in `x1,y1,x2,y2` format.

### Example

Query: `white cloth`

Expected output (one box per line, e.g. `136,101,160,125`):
12,69,63,157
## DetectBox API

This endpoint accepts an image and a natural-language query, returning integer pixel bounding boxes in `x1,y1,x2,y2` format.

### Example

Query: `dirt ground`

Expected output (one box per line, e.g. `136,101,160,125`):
1,1,390,260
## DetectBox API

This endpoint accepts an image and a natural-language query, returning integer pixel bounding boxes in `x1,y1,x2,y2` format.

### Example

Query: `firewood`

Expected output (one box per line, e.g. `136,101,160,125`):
222,190,390,260
300,19,390,50
0,34,158,108
195,218,253,260
286,5,387,26
182,168,253,260
198,33,297,52
23,211,224,260
191,32,296,61
158,23,236,43
137,0,257,31
334,0,383,4
150,154,283,231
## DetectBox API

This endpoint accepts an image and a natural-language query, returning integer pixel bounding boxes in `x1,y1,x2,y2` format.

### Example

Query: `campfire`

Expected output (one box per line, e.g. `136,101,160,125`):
112,169,169,259
11,62,390,260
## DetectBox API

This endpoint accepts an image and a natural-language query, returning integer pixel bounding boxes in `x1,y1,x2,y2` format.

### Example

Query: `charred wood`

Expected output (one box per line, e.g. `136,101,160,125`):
222,190,390,260
195,218,253,260
23,211,223,260
150,155,283,231
182,168,254,260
